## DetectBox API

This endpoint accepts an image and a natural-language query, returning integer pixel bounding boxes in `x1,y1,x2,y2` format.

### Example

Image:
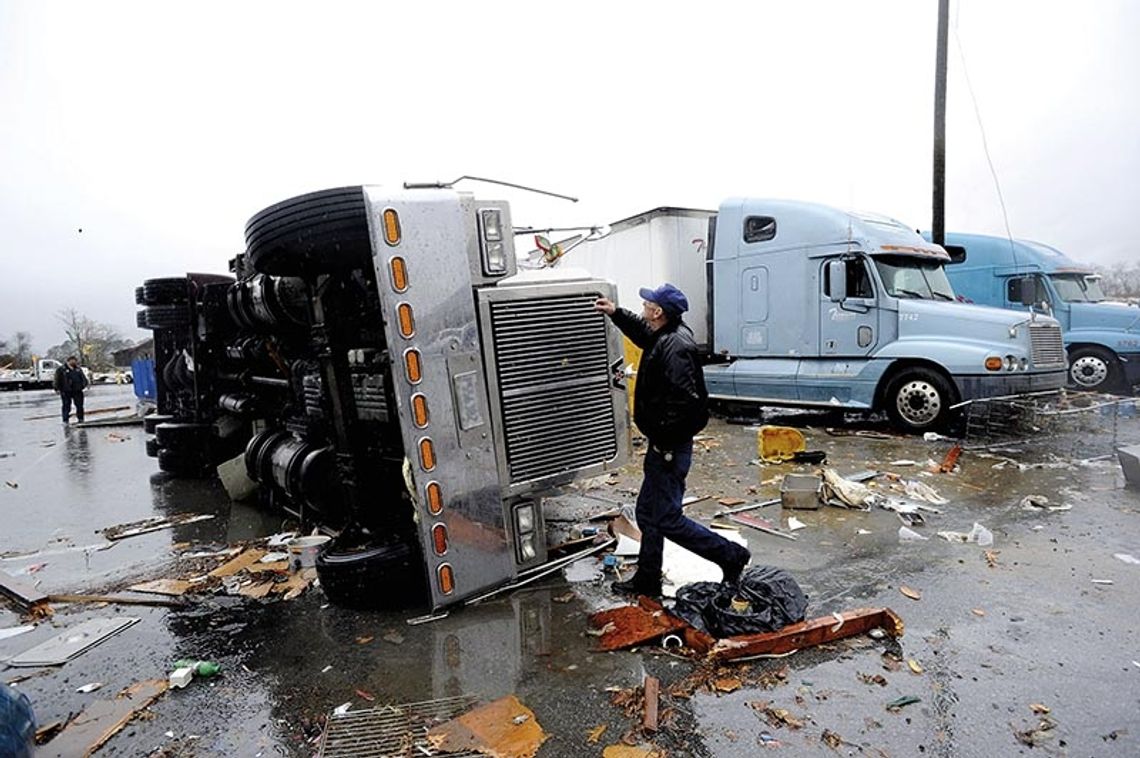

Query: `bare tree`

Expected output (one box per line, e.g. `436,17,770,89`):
11,332,32,367
53,310,124,369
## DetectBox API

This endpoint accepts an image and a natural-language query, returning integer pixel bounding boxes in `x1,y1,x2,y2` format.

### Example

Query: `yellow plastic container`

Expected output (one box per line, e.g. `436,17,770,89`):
757,425,806,463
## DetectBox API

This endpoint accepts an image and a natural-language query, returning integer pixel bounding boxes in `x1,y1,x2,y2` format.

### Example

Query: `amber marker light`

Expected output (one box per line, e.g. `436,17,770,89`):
438,563,455,594
984,357,1003,371
382,208,401,245
419,437,436,471
426,481,443,515
390,256,409,291
397,303,415,338
404,349,423,384
432,524,449,556
412,393,429,427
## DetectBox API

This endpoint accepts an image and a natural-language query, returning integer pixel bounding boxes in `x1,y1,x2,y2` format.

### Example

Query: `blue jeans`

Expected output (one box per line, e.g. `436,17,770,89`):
635,442,745,581
61,391,85,423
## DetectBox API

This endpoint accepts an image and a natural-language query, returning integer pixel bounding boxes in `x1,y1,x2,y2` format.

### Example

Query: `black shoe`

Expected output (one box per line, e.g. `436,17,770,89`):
722,548,751,586
611,576,662,598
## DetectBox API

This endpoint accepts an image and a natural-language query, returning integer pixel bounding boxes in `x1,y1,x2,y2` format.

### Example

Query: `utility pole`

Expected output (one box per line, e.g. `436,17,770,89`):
932,0,949,246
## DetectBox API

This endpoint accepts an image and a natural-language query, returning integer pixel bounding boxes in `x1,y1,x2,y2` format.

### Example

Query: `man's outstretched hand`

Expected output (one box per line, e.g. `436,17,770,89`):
594,297,616,315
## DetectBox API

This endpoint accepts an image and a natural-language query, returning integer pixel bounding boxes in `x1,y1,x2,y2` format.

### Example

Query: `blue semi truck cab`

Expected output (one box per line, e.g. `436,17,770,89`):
569,200,1069,433
937,233,1140,394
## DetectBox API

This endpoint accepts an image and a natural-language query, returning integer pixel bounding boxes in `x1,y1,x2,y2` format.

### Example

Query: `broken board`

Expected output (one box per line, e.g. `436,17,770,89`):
98,513,215,541
209,548,266,577
43,679,167,757
426,695,547,758
127,579,193,596
687,607,905,661
0,568,49,609
587,598,689,652
8,617,140,667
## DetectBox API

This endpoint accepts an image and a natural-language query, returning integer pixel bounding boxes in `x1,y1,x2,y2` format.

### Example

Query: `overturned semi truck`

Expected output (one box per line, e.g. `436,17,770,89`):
134,186,630,609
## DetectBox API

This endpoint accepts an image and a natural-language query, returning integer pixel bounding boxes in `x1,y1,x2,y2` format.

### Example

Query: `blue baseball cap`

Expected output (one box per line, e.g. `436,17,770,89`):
638,283,689,317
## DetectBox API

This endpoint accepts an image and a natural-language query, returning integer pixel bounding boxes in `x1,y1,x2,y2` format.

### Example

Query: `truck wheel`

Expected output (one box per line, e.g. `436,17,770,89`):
316,536,427,609
885,367,955,433
144,304,191,329
245,186,372,277
155,422,212,452
1068,347,1123,393
142,277,189,305
144,414,175,434
157,448,212,477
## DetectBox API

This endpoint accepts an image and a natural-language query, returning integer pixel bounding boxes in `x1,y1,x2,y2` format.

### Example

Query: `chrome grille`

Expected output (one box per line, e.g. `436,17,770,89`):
1029,323,1066,368
488,294,618,484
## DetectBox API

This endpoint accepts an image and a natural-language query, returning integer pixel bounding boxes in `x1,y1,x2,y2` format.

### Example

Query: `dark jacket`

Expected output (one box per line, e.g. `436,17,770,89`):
610,308,709,449
54,365,88,394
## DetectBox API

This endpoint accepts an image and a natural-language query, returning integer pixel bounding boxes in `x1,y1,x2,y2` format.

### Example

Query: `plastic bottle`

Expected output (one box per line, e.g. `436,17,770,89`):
173,660,221,677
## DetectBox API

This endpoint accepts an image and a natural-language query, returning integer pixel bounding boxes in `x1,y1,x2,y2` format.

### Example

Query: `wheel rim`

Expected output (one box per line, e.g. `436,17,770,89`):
1070,355,1108,388
895,380,942,427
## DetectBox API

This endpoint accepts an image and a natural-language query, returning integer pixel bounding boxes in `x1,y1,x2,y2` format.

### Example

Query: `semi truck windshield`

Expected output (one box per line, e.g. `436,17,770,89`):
1050,273,1106,303
874,256,956,301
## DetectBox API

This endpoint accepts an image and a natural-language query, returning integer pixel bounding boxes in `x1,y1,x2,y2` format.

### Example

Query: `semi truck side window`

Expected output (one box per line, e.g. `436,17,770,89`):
743,216,777,243
823,258,874,299
1007,276,1050,305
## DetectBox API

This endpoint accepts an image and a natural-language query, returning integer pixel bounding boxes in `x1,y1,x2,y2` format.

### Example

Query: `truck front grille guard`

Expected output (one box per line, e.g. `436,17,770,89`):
487,294,618,484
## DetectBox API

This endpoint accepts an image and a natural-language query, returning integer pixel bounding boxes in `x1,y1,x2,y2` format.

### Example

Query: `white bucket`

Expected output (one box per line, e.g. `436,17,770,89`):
287,535,331,570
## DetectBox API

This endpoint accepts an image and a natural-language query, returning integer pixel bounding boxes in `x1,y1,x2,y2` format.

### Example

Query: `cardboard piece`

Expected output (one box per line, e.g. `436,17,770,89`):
44,679,167,757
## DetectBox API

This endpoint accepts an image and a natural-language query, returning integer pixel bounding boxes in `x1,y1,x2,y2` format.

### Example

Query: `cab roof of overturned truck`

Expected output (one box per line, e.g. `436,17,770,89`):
719,198,950,261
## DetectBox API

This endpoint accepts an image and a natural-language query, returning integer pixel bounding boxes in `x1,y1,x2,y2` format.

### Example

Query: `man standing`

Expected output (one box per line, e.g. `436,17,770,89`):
596,283,750,597
53,356,88,424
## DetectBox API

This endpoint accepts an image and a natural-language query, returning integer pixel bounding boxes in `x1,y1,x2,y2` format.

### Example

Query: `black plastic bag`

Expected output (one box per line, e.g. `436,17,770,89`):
672,566,808,638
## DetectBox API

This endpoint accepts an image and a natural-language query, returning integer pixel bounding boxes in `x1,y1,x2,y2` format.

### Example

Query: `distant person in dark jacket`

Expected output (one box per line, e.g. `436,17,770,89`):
596,283,750,597
53,356,88,424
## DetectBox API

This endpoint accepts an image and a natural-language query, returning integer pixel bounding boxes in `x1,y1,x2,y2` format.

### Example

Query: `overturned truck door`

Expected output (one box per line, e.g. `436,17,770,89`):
363,188,628,609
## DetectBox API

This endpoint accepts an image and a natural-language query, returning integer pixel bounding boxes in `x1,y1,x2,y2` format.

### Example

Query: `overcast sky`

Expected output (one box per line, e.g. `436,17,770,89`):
2,1,1137,353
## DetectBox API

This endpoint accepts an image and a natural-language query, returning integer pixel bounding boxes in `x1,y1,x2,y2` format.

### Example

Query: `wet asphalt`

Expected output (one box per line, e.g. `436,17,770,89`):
2,386,1139,757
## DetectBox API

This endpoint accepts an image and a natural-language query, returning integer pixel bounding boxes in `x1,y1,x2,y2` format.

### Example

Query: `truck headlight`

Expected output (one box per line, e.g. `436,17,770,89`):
519,535,537,561
1004,355,1017,371
516,504,535,534
1019,357,1029,371
483,242,506,274
479,208,507,275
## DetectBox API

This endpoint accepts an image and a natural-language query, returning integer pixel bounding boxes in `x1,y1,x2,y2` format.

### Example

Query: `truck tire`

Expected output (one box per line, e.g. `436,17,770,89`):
884,367,956,433
316,537,427,609
1067,346,1124,393
142,277,189,305
135,286,146,306
144,414,176,434
245,186,371,277
157,448,212,477
136,310,150,329
144,304,191,329
155,422,212,452
145,437,159,458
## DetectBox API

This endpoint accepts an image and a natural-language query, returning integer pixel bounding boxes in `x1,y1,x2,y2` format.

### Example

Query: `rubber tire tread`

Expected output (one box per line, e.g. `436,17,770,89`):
157,448,211,477
136,310,150,329
155,421,212,451
144,304,190,329
135,286,146,306
245,187,370,276
142,278,189,306
145,437,159,458
316,538,427,609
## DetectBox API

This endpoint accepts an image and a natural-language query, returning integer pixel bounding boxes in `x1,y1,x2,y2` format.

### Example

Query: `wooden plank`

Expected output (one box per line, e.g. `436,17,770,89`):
642,676,659,733
587,598,689,652
208,548,266,578
48,593,188,609
237,580,276,599
128,579,193,596
728,513,797,541
0,569,49,609
688,608,905,661
43,679,167,757
247,561,289,574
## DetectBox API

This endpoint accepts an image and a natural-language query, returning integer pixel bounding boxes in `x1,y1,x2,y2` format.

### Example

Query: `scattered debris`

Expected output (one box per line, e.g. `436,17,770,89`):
43,680,167,756
938,444,962,473
0,568,50,610
587,600,687,651
899,586,922,601
643,676,660,732
426,695,547,758
886,695,921,712
8,617,140,667
937,522,994,547
972,608,987,616
1020,494,1050,510
354,689,376,702
718,497,747,506
1114,553,1140,566
713,677,742,693
984,550,1001,568
780,473,822,510
898,526,928,542
98,513,215,541
859,673,888,687
907,660,924,674
382,631,405,645
602,746,665,758
821,729,844,749
0,624,36,641
729,512,797,541
1030,703,1051,714
75,682,104,694
787,517,808,532
586,724,607,744
1117,444,1140,487
128,579,193,597
1091,579,1114,585
758,425,806,463
1013,715,1058,747
821,469,877,510
899,480,949,505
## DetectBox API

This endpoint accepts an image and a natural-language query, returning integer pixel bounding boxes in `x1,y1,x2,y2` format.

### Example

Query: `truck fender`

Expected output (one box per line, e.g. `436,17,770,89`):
873,338,1014,376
